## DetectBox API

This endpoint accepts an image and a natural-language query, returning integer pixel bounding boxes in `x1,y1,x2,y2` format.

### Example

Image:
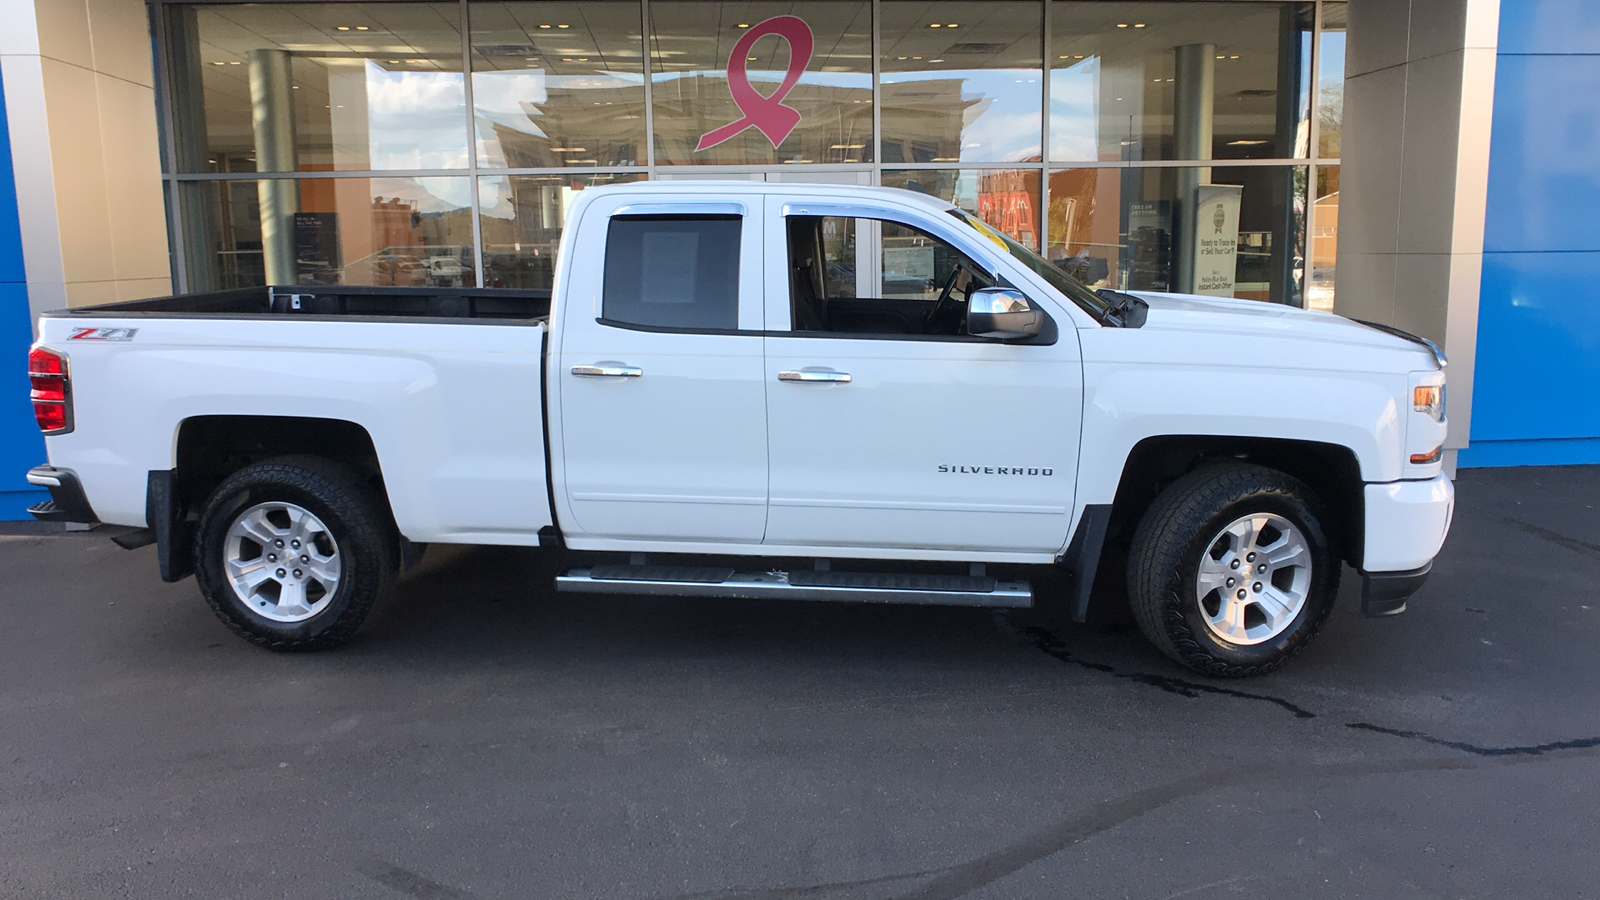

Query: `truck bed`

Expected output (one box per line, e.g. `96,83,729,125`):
36,289,555,544
59,285,552,322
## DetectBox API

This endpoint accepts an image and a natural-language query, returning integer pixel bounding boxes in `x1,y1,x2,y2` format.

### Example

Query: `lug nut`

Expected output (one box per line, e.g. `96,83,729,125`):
267,554,277,562
1226,577,1236,588
1253,582,1263,592
293,569,303,578
1246,552,1257,562
301,555,309,564
291,540,301,549
1230,559,1241,570
1237,589,1247,600
275,539,285,548
276,568,287,578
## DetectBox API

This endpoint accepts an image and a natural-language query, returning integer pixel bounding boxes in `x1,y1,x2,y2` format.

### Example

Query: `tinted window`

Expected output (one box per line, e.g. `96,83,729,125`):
602,216,741,330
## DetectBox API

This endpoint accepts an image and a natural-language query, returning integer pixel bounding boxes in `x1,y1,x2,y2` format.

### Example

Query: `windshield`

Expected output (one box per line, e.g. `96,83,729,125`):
946,208,1116,321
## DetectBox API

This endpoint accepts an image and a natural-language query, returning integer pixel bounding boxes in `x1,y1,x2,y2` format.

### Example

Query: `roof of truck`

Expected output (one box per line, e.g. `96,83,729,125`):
574,180,960,213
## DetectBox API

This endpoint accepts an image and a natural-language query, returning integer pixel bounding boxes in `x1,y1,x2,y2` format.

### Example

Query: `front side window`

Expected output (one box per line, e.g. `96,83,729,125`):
602,216,741,330
787,215,993,336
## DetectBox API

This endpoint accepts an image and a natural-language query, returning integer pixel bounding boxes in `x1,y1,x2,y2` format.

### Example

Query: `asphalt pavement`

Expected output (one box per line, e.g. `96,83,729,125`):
2,466,1597,899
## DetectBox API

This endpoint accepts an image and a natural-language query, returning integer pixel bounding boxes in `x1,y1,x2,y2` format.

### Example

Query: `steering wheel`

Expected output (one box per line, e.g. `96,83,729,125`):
927,266,965,334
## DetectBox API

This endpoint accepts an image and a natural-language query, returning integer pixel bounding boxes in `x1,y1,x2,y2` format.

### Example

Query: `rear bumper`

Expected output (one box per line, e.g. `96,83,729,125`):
1358,475,1454,615
25,466,99,524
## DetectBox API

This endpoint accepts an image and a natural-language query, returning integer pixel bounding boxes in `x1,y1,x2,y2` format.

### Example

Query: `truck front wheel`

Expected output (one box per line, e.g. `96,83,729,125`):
193,456,395,651
1127,462,1339,677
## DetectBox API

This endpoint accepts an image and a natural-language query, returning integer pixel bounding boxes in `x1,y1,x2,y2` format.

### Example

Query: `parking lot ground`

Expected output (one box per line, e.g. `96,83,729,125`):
2,466,1598,900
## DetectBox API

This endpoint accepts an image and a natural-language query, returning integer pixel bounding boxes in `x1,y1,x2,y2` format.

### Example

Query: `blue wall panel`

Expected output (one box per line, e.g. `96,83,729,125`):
0,66,45,517
1463,0,1600,468
1495,0,1600,56
1480,56,1600,254
1470,251,1600,443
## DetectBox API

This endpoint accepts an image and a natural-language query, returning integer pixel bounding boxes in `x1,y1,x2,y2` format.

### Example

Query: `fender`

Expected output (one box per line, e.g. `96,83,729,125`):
1075,363,1404,509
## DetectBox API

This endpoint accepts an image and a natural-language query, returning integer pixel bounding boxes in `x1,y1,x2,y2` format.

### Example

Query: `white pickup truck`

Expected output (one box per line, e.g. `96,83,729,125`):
24,182,1453,676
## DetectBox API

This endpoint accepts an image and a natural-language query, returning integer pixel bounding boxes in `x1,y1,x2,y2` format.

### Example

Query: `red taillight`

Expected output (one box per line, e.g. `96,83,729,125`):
28,346,71,434
29,348,63,376
30,373,64,403
33,400,68,432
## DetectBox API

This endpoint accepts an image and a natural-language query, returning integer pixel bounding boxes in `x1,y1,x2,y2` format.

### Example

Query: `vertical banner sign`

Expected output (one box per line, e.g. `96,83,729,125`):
1126,200,1172,291
293,212,341,285
696,16,815,151
1190,184,1242,297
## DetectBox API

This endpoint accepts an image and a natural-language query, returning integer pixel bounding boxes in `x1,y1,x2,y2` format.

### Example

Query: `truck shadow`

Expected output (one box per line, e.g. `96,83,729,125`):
350,542,1222,683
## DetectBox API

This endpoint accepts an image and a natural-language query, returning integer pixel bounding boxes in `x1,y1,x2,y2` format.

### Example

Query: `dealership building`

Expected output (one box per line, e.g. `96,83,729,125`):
0,0,1593,518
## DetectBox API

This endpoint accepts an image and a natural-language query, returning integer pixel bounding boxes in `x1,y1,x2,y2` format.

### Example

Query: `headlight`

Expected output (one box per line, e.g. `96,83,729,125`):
1413,385,1445,422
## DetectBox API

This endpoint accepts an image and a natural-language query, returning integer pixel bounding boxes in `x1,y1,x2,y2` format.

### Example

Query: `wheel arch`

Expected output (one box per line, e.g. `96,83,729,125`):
152,416,399,583
1106,435,1365,566
173,415,391,514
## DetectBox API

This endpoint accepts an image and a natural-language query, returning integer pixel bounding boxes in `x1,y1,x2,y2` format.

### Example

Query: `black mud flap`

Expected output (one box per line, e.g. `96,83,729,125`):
147,470,195,583
1360,563,1430,617
1061,504,1113,622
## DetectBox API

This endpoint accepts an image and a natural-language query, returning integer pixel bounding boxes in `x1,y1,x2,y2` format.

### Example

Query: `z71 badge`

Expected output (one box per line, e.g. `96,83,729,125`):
68,327,138,342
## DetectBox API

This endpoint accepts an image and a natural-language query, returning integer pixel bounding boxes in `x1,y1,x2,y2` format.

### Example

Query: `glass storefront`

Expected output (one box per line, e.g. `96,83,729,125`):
155,0,1346,305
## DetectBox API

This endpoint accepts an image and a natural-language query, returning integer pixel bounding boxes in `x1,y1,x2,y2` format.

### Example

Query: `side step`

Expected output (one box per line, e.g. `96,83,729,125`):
555,565,1033,608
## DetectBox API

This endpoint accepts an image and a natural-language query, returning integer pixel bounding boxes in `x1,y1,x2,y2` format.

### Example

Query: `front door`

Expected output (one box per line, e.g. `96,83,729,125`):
761,201,1083,556
554,194,769,544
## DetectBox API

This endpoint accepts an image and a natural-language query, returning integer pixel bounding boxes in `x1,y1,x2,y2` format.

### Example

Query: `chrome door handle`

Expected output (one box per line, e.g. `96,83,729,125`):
572,365,643,378
778,370,851,384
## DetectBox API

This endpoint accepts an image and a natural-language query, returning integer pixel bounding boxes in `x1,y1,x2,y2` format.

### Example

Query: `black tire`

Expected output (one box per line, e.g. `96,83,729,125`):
194,456,396,651
1127,462,1339,677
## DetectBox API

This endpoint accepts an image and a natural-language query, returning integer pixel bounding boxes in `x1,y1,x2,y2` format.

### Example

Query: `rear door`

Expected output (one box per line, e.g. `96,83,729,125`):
552,194,769,544
760,198,1083,556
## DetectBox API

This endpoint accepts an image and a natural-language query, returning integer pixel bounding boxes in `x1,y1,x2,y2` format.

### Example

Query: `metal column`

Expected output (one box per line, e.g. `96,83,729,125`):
248,49,299,286
1172,43,1215,294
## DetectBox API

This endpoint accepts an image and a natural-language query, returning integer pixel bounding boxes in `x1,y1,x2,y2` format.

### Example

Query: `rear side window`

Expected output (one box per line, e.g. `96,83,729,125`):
602,215,741,330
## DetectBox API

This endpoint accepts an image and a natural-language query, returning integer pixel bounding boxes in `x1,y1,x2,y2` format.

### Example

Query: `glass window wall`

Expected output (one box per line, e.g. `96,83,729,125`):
648,2,873,166
1046,165,1306,303
1049,2,1314,163
880,1,1043,164
167,3,469,173
181,177,475,290
1308,165,1339,312
882,169,1042,251
470,2,647,169
160,1,1345,304
1317,3,1346,160
479,172,645,288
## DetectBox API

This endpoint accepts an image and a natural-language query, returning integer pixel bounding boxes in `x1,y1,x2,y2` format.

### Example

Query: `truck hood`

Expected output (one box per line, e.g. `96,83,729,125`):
1124,291,1439,364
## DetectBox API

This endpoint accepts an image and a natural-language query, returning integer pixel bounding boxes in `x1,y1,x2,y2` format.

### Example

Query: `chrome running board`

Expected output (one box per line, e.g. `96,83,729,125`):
555,565,1033,608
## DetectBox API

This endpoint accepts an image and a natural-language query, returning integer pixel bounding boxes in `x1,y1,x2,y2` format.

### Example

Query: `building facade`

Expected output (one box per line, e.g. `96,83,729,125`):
0,0,1593,519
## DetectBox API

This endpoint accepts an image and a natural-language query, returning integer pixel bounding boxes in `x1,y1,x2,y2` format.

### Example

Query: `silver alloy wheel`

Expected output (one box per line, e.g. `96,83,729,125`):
1194,512,1312,646
224,501,342,623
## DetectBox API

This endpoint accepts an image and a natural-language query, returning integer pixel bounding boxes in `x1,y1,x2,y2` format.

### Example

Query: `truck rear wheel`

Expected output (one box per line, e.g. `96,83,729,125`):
194,456,395,651
1127,462,1339,677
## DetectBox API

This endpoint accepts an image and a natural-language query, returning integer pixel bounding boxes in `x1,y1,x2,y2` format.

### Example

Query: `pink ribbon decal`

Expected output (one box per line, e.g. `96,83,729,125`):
696,16,815,152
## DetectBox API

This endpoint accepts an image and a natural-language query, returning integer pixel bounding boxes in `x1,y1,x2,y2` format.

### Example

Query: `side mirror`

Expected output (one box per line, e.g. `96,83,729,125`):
967,287,1043,340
